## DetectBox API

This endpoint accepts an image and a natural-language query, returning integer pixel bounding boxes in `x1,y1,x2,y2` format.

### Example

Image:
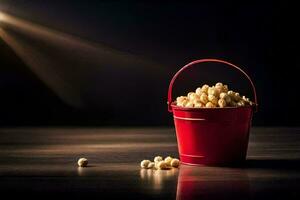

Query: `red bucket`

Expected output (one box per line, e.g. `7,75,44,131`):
167,59,258,166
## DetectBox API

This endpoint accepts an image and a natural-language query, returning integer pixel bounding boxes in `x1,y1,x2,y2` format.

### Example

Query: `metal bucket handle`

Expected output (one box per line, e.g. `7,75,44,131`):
167,58,258,112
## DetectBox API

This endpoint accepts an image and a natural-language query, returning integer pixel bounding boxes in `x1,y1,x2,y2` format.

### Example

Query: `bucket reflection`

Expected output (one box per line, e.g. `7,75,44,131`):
140,168,179,191
176,165,250,200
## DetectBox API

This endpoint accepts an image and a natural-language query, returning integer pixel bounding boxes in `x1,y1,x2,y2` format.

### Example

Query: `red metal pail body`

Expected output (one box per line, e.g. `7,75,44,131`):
172,105,253,165
167,59,258,166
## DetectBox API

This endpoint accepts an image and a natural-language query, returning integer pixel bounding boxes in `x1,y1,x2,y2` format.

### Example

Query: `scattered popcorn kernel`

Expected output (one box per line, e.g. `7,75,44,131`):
218,98,227,108
154,161,159,169
208,94,218,105
147,162,155,169
154,156,163,163
164,156,173,166
140,156,180,170
78,158,88,167
141,160,151,169
171,159,180,168
157,161,168,170
205,102,216,108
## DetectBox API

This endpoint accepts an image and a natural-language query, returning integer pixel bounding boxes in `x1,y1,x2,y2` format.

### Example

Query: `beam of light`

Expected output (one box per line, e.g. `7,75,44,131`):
0,11,159,68
0,28,83,107
0,12,4,21
0,11,165,108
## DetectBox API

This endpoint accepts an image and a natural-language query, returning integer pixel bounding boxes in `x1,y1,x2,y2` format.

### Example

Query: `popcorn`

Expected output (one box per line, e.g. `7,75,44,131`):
189,93,200,101
193,99,204,108
187,92,196,99
185,101,194,108
234,92,241,101
220,92,231,104
176,96,187,103
208,94,218,105
215,82,223,88
230,101,237,107
140,160,151,169
194,102,204,108
147,162,155,169
242,96,250,102
218,98,227,108
227,90,234,96
200,84,209,94
140,156,180,170
176,99,188,107
170,159,180,168
200,93,209,104
157,161,168,170
225,96,231,104
219,92,227,99
237,100,245,107
193,99,201,104
175,83,254,108
77,158,88,167
195,87,203,95
215,82,223,92
208,87,220,97
154,156,163,163
205,102,216,108
164,156,173,166
223,85,229,93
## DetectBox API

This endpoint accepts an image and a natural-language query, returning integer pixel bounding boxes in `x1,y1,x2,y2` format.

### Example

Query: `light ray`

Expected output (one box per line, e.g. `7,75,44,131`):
0,11,164,108
0,28,83,107
0,11,158,68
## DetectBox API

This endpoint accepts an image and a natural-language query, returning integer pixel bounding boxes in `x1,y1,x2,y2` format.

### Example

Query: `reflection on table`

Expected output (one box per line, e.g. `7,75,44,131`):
176,165,250,200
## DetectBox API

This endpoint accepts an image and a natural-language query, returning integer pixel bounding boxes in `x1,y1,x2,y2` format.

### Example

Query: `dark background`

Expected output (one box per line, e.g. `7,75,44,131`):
0,1,299,127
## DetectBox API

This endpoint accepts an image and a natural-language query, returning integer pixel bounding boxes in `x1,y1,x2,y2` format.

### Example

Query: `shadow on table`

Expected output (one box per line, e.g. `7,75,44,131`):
245,159,300,170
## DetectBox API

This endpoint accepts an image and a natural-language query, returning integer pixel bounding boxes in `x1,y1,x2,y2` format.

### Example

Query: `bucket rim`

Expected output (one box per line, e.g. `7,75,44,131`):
171,102,256,111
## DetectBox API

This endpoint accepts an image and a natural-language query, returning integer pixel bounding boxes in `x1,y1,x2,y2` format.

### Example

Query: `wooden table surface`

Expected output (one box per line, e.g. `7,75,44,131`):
0,127,300,199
